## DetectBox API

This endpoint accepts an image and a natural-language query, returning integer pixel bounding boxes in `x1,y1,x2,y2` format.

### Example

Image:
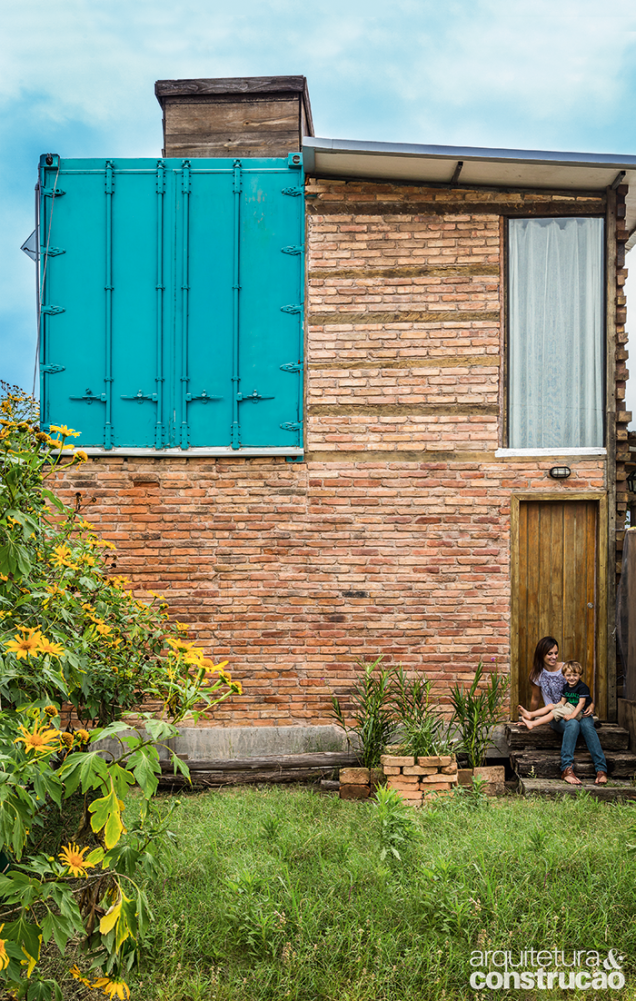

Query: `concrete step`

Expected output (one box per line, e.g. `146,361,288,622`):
520,777,636,801
512,749,636,779
505,722,629,752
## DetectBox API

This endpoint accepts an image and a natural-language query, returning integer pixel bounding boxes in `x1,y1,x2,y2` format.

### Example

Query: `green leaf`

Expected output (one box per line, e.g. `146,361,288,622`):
107,763,135,801
128,749,159,799
88,782,124,849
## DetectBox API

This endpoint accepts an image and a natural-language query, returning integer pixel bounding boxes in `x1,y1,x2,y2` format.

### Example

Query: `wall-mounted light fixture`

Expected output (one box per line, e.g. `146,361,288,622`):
549,466,571,480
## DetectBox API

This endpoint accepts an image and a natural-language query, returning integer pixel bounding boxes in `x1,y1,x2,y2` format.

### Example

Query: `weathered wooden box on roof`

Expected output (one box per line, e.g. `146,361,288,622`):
155,76,314,159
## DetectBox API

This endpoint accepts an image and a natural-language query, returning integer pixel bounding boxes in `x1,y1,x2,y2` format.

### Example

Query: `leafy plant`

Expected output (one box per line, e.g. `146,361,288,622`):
374,786,421,862
329,657,397,768
448,661,509,768
0,386,240,999
391,668,456,758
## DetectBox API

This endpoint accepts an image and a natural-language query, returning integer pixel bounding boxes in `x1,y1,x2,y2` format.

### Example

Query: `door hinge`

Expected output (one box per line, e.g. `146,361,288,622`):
40,363,65,374
288,153,302,168
280,421,302,432
41,305,65,315
281,245,303,255
41,187,65,198
41,247,65,257
280,304,303,314
281,186,304,197
280,362,302,373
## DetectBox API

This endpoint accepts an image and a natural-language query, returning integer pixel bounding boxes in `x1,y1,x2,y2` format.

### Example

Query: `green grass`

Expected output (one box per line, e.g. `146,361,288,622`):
47,786,636,999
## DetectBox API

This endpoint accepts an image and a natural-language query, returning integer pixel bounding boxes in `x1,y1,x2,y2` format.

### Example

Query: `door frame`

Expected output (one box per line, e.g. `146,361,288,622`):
510,491,609,720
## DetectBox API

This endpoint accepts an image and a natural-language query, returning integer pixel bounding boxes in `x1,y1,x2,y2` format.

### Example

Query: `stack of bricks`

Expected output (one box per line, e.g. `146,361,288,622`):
380,753,458,804
338,766,384,800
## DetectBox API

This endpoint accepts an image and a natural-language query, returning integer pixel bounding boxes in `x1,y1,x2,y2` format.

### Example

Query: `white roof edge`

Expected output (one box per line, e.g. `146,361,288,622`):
303,136,636,171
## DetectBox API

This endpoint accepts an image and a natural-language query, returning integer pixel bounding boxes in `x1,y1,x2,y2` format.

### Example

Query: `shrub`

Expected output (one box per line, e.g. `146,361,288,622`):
0,385,239,999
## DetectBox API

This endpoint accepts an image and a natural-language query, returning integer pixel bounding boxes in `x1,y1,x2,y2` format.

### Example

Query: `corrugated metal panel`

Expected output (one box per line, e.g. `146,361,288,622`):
39,154,304,452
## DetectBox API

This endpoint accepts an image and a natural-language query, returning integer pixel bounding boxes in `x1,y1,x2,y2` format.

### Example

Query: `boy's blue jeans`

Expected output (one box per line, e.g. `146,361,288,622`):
550,715,607,774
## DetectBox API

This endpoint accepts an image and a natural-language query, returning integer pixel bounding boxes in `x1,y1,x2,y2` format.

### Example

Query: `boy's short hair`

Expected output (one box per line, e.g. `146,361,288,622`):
563,660,583,678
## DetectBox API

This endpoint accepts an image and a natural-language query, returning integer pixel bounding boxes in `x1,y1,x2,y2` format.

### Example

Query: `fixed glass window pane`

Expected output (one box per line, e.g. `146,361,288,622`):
508,217,604,448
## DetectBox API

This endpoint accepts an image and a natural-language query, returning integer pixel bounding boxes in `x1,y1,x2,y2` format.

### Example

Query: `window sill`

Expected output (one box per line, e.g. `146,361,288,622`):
66,447,304,458
495,447,607,458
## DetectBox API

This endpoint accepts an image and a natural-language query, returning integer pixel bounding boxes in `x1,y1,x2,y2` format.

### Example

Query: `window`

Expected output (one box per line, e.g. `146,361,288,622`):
38,155,305,454
508,217,604,449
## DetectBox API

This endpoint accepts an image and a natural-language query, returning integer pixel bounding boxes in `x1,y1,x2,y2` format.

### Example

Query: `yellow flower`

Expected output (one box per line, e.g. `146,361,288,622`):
74,450,88,462
95,623,112,637
49,424,80,438
218,668,232,685
92,977,130,999
175,620,189,631
76,729,91,744
49,545,72,568
14,724,60,755
60,732,74,749
0,926,9,971
231,680,243,695
69,965,92,987
44,705,58,717
98,538,116,550
4,629,42,659
166,637,192,653
58,843,94,878
38,636,65,657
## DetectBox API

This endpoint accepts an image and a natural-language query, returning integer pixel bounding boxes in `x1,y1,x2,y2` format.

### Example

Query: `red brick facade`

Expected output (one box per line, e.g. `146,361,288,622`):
53,178,621,726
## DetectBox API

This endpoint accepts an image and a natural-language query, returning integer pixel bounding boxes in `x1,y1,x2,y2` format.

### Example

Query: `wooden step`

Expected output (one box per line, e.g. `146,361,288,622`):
512,749,636,779
520,777,636,801
505,722,629,752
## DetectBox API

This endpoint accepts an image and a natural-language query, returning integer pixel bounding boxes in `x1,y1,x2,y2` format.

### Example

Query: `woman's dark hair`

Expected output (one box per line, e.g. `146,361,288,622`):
530,636,559,685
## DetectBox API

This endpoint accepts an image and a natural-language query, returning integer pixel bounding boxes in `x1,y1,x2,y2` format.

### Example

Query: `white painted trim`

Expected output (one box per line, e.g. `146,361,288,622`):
495,447,607,457
68,447,304,458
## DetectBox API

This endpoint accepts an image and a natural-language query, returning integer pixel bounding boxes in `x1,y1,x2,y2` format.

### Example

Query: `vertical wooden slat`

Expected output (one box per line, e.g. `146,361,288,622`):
562,502,577,660
606,187,618,721
510,496,521,716
585,502,597,695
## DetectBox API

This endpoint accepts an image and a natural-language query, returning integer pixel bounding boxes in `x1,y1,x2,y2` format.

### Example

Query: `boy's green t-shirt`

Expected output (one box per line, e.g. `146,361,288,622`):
563,680,592,709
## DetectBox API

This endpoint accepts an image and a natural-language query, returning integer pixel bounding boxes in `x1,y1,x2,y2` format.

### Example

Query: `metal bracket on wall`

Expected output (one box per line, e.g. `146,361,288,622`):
40,364,65,374
281,186,303,197
280,362,302,373
280,304,303,314
41,247,65,257
41,305,65,315
280,421,302,432
41,188,65,198
281,245,303,255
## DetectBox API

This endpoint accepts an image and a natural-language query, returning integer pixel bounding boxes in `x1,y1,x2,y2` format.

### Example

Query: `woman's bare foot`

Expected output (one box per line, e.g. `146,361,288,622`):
561,766,582,785
518,718,532,729
595,771,608,785
518,705,531,718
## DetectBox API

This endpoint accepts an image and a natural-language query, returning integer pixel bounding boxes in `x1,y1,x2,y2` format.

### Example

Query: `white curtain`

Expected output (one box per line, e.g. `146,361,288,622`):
508,217,604,448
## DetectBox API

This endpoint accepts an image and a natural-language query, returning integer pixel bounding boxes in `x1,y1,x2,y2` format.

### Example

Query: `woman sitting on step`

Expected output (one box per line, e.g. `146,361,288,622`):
524,636,608,786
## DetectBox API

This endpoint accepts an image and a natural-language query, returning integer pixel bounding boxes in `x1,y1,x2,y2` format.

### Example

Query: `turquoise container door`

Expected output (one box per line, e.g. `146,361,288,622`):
238,163,304,448
39,154,304,451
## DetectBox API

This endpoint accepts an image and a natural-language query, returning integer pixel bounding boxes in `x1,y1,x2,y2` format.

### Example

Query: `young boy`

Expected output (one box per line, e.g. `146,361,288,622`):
518,661,590,730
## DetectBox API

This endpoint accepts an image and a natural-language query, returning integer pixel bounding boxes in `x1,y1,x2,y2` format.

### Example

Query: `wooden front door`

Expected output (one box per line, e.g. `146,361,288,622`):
514,499,599,714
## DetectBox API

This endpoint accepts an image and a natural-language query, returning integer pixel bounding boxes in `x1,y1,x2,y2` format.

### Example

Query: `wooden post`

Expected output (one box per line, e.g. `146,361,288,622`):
155,76,314,159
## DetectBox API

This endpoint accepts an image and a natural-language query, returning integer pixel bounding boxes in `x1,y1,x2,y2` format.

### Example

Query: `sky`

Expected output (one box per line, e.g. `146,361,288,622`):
3,0,636,415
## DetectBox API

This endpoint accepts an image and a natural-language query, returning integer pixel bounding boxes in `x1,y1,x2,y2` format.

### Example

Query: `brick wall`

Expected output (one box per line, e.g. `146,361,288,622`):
53,178,612,727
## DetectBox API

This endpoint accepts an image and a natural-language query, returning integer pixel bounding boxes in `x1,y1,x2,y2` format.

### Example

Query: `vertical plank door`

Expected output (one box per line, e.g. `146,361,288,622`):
516,500,597,712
